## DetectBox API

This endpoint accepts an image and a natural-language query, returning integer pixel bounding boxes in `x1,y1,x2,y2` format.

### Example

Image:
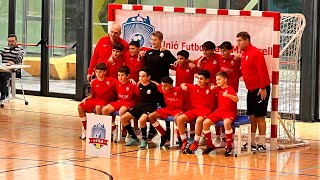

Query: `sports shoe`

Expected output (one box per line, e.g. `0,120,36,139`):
124,138,140,146
139,139,148,148
202,146,215,154
165,128,171,142
125,132,131,143
80,127,86,140
241,143,257,151
215,141,226,148
180,140,188,152
224,146,233,157
147,129,158,141
187,137,195,144
112,126,118,142
198,137,206,146
256,144,267,152
185,142,198,154
160,135,167,147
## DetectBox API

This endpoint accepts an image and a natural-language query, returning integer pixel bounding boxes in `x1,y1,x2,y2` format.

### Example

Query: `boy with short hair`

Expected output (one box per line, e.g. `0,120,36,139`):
194,41,222,84
124,41,145,82
78,63,117,139
214,41,242,147
107,42,125,79
120,68,161,148
201,71,239,156
177,70,217,154
101,66,140,129
146,76,184,147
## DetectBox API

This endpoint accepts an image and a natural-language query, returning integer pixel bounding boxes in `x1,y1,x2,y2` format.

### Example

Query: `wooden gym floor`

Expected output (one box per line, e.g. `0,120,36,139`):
0,95,319,180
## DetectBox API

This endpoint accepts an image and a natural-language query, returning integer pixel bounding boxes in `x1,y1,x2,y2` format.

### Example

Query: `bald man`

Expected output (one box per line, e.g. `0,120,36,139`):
87,24,129,82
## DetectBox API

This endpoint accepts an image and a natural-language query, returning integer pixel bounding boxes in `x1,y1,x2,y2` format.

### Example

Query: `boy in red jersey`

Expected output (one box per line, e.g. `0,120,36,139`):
201,71,239,156
102,66,140,131
171,50,198,86
146,76,184,147
78,63,117,139
171,50,197,142
236,32,270,152
176,70,217,154
194,41,222,84
124,41,145,82
214,41,242,148
106,42,125,79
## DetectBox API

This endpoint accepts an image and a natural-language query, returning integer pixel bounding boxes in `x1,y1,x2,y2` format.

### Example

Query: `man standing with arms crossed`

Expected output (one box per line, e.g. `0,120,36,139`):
236,31,271,152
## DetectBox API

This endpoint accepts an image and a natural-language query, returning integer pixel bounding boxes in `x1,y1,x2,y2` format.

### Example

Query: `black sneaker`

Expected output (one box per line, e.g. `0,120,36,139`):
147,126,158,141
160,135,167,147
224,146,233,157
242,143,257,151
202,146,215,154
256,144,266,152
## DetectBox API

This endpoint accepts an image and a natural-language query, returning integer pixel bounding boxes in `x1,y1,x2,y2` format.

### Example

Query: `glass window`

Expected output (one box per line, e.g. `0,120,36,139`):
269,0,302,13
0,0,8,48
140,0,186,6
230,0,259,10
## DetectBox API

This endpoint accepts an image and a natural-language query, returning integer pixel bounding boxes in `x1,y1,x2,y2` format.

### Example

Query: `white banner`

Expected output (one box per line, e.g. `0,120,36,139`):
115,9,275,77
86,113,112,158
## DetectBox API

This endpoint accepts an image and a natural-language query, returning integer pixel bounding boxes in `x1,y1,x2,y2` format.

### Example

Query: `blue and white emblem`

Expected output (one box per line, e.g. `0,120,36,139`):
122,14,155,48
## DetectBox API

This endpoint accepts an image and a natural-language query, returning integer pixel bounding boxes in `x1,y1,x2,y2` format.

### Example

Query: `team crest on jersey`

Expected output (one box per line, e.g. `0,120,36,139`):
186,69,190,73
126,87,130,91
147,89,151,94
106,81,110,86
159,52,164,57
231,60,234,65
88,123,108,149
174,92,177,96
148,52,153,55
246,56,248,61
213,60,217,64
206,89,209,94
122,14,155,48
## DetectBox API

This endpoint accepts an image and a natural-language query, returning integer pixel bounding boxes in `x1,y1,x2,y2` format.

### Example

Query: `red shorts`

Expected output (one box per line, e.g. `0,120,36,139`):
109,101,135,111
156,108,183,119
79,99,109,113
207,111,237,123
184,108,212,122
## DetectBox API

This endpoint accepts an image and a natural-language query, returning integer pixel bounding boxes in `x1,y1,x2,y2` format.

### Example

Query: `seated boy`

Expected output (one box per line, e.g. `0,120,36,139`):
201,71,238,156
107,42,125,79
78,63,117,139
101,66,140,133
124,41,145,82
147,76,184,147
176,70,217,154
120,68,161,148
214,41,242,147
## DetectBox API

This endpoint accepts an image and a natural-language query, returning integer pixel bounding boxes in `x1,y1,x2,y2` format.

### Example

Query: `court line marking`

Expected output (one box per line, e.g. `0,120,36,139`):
0,157,113,180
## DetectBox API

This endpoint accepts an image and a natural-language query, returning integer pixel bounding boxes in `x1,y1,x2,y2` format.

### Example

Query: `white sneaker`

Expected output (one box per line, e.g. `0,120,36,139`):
215,141,226,148
112,126,118,142
198,137,206,145
125,133,131,143
81,127,86,140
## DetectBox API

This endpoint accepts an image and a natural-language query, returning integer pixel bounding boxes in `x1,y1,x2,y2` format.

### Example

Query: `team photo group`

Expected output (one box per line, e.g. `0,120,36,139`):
78,23,271,157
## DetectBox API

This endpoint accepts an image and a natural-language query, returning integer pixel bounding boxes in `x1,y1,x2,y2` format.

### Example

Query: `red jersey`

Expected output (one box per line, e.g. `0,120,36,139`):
115,81,140,103
217,86,237,113
194,54,222,84
171,64,198,87
124,54,145,82
106,57,125,79
241,44,270,90
220,55,241,92
186,84,217,110
91,77,117,102
88,36,128,75
157,85,183,109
